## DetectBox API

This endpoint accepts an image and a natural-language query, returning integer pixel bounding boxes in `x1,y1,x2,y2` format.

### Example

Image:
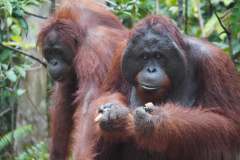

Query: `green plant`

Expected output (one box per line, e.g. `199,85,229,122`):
0,0,44,136
0,125,32,151
230,1,240,40
16,141,49,160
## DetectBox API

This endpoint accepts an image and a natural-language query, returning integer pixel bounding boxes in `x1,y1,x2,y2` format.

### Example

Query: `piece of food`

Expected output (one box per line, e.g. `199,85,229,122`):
145,102,154,107
95,108,110,122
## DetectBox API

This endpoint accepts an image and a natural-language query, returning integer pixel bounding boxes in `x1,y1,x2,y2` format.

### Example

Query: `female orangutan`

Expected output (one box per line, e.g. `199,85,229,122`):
37,0,129,159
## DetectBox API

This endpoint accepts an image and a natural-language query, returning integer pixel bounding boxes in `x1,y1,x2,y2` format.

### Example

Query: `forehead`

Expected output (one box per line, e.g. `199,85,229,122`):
128,30,176,52
42,30,59,45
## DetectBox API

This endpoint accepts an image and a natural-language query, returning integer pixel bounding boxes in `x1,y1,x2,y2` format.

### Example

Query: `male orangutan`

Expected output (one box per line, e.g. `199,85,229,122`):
77,15,240,160
37,0,129,159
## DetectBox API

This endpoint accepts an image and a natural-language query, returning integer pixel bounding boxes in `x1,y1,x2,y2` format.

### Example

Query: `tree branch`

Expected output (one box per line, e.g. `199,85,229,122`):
0,108,10,117
185,0,188,34
227,24,233,58
24,11,48,19
234,60,240,65
196,0,206,38
232,50,240,60
177,0,183,29
0,43,47,68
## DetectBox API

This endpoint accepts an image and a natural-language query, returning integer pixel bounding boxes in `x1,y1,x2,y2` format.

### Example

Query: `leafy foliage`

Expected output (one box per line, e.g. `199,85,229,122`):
16,141,49,160
0,0,42,156
0,0,42,37
230,1,240,39
0,125,32,151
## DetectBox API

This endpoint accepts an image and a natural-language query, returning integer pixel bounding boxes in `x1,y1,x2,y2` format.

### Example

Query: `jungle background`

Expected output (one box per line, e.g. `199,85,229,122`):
0,0,240,159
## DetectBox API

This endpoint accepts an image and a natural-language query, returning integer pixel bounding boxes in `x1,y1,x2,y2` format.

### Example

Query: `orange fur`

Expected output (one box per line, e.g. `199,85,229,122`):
37,0,129,159
83,15,240,160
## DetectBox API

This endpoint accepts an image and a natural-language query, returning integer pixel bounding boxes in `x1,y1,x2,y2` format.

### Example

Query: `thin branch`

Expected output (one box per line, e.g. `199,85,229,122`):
0,108,10,117
185,0,188,34
0,43,47,68
227,24,234,58
220,8,232,22
232,50,240,60
23,81,48,122
4,9,10,41
177,0,183,29
196,0,206,38
234,60,240,65
10,58,14,159
24,11,48,19
207,0,231,35
218,30,227,36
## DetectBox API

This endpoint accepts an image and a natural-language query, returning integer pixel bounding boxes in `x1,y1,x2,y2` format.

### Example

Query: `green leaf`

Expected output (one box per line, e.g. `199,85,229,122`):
14,66,26,78
204,15,218,36
230,1,240,39
0,125,32,151
3,0,12,15
2,41,20,46
5,70,17,82
1,64,8,70
26,0,40,7
0,49,13,61
22,64,32,70
11,35,22,42
0,21,5,30
11,24,21,35
7,17,13,26
17,88,26,96
20,3,35,13
16,16,28,36
223,0,232,6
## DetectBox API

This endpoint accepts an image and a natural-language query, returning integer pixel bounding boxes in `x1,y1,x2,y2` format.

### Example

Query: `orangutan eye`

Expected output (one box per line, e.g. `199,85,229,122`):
155,54,162,59
44,50,52,56
142,54,148,60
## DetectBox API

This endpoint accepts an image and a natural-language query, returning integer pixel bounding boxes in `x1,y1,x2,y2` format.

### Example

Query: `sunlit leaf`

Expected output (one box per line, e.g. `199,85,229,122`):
7,17,13,26
204,15,218,36
0,49,13,61
216,26,227,40
230,1,240,39
20,3,35,13
26,0,40,7
11,24,21,35
14,66,26,78
11,35,22,43
223,0,233,6
169,6,178,14
23,43,36,50
211,0,221,5
5,70,17,82
2,41,20,46
3,0,12,15
17,88,26,96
